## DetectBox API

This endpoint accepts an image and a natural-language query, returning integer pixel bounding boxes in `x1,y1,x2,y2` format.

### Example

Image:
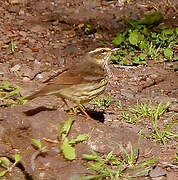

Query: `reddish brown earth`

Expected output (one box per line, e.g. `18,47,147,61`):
0,0,177,180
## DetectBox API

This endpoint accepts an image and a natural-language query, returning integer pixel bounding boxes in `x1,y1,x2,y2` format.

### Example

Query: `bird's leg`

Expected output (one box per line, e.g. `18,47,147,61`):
62,99,93,119
78,104,94,120
61,98,73,114
62,98,78,115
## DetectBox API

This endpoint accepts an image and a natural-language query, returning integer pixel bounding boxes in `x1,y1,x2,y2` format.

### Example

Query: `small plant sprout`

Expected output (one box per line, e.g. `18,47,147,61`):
10,41,17,52
112,12,177,65
84,24,98,35
91,96,115,108
152,109,178,148
114,131,142,167
129,101,155,119
31,139,48,171
32,139,48,153
0,154,22,177
56,118,88,160
175,151,178,161
121,112,136,123
121,101,174,126
0,81,27,106
117,101,123,109
120,101,153,123
43,118,88,161
75,132,158,180
81,150,125,179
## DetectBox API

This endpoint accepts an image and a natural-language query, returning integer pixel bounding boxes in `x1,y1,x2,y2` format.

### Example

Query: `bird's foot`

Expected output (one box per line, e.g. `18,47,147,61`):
78,104,96,121
64,106,79,115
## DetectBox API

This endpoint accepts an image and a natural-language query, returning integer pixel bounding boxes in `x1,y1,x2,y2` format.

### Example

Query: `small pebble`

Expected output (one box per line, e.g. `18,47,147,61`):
10,64,21,72
149,166,167,178
23,77,30,82
36,74,43,79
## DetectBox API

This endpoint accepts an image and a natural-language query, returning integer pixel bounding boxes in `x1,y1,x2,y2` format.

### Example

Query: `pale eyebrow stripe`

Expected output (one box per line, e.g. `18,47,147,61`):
88,48,111,54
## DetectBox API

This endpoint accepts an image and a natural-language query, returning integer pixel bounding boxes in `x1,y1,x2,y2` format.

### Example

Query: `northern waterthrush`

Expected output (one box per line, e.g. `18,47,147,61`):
26,47,113,119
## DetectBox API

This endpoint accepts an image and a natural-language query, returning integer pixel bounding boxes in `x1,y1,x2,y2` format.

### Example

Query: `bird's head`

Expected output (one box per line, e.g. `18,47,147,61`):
88,47,112,66
88,47,118,74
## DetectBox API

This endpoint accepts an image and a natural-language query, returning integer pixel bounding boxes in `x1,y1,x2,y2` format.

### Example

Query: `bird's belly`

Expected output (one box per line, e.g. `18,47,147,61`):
57,79,108,104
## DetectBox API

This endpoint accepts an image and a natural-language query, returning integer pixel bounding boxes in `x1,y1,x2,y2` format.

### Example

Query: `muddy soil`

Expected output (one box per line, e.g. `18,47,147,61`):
0,0,177,180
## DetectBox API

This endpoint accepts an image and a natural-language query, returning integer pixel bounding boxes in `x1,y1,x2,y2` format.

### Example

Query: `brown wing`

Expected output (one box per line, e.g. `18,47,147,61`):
26,60,106,100
53,60,106,85
26,84,70,100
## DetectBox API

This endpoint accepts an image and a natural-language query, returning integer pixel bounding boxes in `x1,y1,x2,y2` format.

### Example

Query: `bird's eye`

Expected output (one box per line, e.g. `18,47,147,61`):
101,49,106,53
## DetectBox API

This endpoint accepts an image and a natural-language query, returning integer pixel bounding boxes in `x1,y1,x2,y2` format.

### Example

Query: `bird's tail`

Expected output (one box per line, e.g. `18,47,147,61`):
25,91,44,100
25,84,63,101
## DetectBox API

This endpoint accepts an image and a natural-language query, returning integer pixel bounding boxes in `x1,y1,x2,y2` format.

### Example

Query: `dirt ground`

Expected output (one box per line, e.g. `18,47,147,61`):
0,0,177,179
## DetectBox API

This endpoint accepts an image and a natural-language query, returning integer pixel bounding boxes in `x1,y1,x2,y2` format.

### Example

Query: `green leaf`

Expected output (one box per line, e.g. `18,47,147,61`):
69,134,89,144
17,97,28,105
73,173,107,180
139,53,147,60
133,56,140,64
139,41,145,50
141,26,149,36
32,139,48,153
162,29,174,36
90,150,103,163
125,18,138,28
87,162,102,171
164,47,173,60
130,158,158,170
176,27,178,35
75,134,88,142
57,123,64,140
41,146,48,153
106,151,114,161
129,31,142,45
32,139,42,150
175,151,178,160
112,34,124,45
137,11,163,28
14,154,22,164
62,117,74,139
0,81,10,90
0,157,10,168
0,170,8,177
7,86,21,97
61,138,76,160
129,167,152,178
83,154,98,160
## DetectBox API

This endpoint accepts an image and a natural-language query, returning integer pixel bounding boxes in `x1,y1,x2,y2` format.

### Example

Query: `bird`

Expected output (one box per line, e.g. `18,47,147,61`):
25,47,113,119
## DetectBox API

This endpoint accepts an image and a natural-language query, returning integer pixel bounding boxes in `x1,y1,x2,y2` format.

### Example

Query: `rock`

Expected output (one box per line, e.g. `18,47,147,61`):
30,25,46,33
154,96,177,105
23,52,34,61
21,66,36,79
94,32,103,39
0,125,5,137
120,89,134,98
168,103,178,112
22,77,30,82
9,0,26,4
149,166,167,178
65,45,79,55
58,57,66,66
19,31,27,37
167,171,177,180
10,64,21,72
34,60,41,65
36,72,50,82
8,5,21,13
0,64,9,75
36,73,43,79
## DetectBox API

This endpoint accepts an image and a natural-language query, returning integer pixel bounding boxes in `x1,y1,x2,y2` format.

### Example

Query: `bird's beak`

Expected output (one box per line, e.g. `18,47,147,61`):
111,48,119,52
